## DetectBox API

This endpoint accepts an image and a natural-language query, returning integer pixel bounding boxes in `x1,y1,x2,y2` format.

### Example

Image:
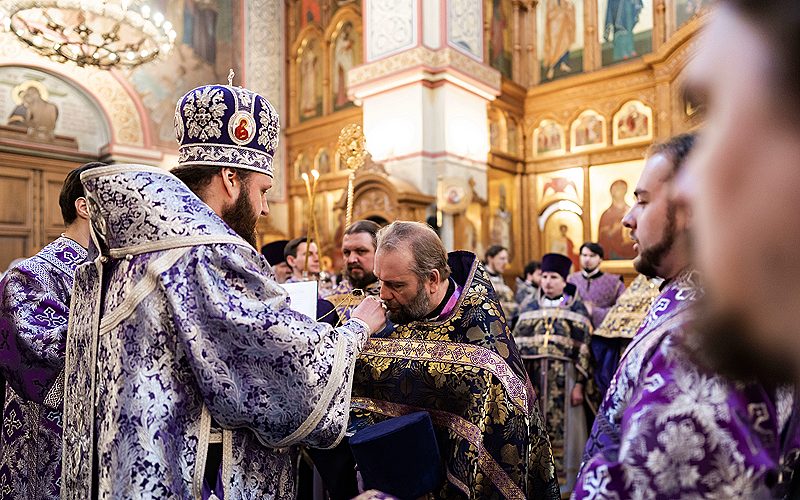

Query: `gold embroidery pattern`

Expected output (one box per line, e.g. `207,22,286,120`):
361,338,530,412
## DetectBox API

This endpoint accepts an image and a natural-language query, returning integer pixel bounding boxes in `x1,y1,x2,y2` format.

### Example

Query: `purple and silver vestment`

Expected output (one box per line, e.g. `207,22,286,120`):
61,165,371,499
574,270,800,498
0,236,86,500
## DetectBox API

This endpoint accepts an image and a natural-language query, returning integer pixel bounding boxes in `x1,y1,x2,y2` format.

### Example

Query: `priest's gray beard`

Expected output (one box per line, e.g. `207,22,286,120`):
688,297,795,386
387,281,431,325
222,184,259,248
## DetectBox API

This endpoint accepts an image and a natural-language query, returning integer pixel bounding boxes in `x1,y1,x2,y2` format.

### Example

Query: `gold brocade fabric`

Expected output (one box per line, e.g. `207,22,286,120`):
350,251,559,500
593,275,660,340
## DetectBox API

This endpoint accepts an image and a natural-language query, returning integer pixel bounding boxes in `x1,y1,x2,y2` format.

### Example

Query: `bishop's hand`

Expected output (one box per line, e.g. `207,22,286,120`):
351,296,387,335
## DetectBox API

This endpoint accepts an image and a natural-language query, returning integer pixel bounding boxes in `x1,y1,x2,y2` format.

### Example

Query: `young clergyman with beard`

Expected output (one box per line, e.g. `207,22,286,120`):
59,83,386,499
573,133,800,498
349,221,560,499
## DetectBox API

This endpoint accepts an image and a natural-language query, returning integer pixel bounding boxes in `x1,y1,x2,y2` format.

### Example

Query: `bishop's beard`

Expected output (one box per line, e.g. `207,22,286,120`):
221,184,259,248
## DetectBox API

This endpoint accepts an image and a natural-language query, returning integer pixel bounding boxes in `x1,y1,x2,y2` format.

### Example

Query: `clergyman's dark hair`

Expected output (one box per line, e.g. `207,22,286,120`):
59,161,107,225
647,132,696,177
171,165,253,196
523,260,541,277
343,220,381,249
579,242,605,259
284,236,313,262
484,245,508,261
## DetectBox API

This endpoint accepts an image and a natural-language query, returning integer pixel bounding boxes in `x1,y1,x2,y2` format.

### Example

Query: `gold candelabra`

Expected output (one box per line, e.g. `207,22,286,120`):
301,169,322,280
337,124,367,229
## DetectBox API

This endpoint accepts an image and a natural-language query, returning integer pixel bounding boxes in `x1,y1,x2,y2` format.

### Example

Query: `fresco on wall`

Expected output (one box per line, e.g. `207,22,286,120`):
298,37,324,121
571,109,607,151
299,0,322,28
488,0,513,79
543,209,582,271
537,168,584,207
590,160,644,260
332,21,360,111
130,1,241,146
489,108,506,152
315,148,332,175
538,0,584,82
0,67,108,153
507,117,520,156
598,0,653,66
676,0,712,29
612,99,653,144
533,119,566,157
488,181,514,259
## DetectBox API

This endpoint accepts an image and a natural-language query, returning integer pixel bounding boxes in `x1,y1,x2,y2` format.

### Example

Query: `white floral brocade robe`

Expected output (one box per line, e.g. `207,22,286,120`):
61,165,370,499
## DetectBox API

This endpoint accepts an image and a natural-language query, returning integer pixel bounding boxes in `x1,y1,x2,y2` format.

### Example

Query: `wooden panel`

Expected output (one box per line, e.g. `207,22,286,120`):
0,235,28,271
43,171,68,230
0,167,32,227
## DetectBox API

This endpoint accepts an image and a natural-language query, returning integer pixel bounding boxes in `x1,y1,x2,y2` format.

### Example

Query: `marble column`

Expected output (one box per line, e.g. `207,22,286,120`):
349,0,501,249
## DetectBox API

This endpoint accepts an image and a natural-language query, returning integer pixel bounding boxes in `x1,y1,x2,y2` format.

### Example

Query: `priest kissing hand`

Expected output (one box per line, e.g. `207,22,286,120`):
351,295,388,335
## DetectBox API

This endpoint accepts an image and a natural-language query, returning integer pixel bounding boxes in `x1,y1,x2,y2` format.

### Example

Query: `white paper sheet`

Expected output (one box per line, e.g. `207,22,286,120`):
279,280,318,319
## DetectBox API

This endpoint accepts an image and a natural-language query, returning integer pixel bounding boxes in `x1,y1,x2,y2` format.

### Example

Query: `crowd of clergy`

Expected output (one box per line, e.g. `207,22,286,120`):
2,0,800,498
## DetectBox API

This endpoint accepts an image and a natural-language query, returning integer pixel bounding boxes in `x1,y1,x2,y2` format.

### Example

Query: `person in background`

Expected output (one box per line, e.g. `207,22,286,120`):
574,133,800,498
284,236,320,283
567,242,625,400
261,239,291,283
324,220,382,322
514,253,593,496
515,260,541,305
484,245,518,323
0,161,103,499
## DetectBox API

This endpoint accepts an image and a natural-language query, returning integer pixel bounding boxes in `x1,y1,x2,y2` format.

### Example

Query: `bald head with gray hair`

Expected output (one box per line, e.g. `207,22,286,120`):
377,221,451,284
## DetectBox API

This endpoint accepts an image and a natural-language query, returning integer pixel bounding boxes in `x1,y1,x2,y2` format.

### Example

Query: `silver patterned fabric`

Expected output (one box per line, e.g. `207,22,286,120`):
61,164,370,499
0,236,87,500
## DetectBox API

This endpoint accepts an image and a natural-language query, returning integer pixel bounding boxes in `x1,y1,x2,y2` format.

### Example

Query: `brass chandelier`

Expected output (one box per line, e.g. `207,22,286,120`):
0,0,177,69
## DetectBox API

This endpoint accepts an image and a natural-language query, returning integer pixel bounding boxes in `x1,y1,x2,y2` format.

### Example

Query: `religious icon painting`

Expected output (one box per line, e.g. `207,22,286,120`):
297,37,323,121
570,109,607,152
540,206,583,272
598,0,653,66
537,0,585,82
299,0,322,29
293,152,310,181
589,160,644,262
533,119,566,158
314,148,332,175
612,100,653,145
488,108,507,152
537,168,584,207
331,20,361,111
507,117,521,156
675,0,713,30
488,0,513,79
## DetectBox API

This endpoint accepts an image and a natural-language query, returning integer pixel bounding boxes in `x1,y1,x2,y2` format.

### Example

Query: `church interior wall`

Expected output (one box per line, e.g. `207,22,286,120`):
283,0,708,282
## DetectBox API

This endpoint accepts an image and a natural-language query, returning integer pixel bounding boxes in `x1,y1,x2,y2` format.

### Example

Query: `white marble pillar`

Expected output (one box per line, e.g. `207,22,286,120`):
246,0,289,232
350,0,501,249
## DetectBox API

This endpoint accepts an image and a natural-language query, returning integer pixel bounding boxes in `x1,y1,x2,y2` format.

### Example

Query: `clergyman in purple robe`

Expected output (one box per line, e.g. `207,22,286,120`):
0,162,102,499
574,134,800,498
60,84,387,499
